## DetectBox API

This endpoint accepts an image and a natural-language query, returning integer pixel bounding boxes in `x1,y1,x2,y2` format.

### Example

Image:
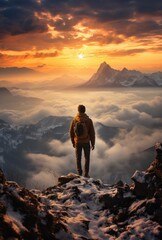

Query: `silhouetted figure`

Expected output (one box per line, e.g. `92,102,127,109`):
69,105,95,177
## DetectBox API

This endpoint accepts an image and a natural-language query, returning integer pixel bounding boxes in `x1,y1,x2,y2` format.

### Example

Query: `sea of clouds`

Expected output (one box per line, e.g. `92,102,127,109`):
1,88,162,188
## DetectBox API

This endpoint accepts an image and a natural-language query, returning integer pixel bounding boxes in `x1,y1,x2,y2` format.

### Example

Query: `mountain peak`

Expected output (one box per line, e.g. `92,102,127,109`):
0,67,38,75
97,62,113,75
122,67,128,72
0,87,12,96
83,62,118,87
99,61,112,70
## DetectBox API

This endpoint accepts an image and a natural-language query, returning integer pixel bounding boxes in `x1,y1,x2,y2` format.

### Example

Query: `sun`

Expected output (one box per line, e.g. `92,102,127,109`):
78,53,84,59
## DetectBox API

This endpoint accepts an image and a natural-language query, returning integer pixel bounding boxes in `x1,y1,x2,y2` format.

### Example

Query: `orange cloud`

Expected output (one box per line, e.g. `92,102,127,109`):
0,0,161,74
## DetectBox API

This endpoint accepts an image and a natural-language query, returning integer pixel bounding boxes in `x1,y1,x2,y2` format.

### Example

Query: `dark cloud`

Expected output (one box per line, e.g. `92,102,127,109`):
87,34,124,45
0,0,39,9
150,45,162,52
0,0,161,51
44,0,162,43
0,6,47,38
135,0,162,15
107,48,146,57
0,51,59,60
37,64,46,68
33,51,59,58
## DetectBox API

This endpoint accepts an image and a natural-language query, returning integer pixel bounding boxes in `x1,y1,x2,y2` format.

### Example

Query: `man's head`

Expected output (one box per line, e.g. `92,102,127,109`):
78,105,86,113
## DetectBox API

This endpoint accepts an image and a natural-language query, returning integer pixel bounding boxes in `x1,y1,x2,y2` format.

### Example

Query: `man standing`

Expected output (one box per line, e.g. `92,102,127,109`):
69,105,95,177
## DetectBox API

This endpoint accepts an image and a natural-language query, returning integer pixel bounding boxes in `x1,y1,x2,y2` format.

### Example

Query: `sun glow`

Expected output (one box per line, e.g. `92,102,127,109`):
78,53,84,59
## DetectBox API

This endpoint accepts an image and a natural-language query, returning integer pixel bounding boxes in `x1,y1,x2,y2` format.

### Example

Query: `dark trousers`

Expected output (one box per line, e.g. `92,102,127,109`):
75,142,90,177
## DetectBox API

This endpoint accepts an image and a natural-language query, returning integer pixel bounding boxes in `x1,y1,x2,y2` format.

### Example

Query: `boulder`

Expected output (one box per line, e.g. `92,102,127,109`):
58,172,80,185
131,170,159,199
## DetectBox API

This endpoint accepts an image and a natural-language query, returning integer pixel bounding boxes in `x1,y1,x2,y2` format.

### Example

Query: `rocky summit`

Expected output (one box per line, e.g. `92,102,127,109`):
0,167,162,239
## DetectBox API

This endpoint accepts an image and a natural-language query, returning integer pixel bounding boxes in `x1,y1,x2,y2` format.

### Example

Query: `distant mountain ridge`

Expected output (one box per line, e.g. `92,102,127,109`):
82,62,162,88
0,87,42,110
0,87,12,96
0,67,37,75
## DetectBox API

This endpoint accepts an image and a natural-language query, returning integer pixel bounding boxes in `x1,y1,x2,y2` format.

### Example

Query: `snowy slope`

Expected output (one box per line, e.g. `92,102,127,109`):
85,62,119,87
0,116,72,152
150,72,162,86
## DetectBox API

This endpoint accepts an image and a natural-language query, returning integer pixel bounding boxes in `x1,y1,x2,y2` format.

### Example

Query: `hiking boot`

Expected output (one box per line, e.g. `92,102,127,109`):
77,171,82,176
84,174,90,178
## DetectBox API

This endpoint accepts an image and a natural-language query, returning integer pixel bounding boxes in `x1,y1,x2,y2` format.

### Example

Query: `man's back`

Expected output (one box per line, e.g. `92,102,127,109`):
69,105,95,177
70,112,95,146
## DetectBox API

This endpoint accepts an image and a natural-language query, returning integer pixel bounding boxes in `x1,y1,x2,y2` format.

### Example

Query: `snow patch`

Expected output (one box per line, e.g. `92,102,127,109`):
132,170,146,183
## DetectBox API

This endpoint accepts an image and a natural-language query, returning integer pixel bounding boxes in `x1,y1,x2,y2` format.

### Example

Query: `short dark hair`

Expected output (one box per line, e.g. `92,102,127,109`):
78,105,86,113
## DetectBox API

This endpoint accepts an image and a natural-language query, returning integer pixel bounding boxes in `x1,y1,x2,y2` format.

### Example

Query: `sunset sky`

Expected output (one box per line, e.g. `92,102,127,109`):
0,0,162,78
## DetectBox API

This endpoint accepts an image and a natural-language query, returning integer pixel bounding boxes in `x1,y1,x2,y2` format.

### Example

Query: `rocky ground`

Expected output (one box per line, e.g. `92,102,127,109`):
0,167,162,240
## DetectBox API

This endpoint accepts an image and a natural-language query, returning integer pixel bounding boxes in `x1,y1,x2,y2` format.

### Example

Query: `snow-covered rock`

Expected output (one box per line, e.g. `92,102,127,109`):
150,72,162,86
0,169,162,239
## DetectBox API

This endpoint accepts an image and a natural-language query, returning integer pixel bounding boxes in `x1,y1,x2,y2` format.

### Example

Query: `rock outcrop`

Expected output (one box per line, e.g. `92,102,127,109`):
147,142,162,179
1,164,162,240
